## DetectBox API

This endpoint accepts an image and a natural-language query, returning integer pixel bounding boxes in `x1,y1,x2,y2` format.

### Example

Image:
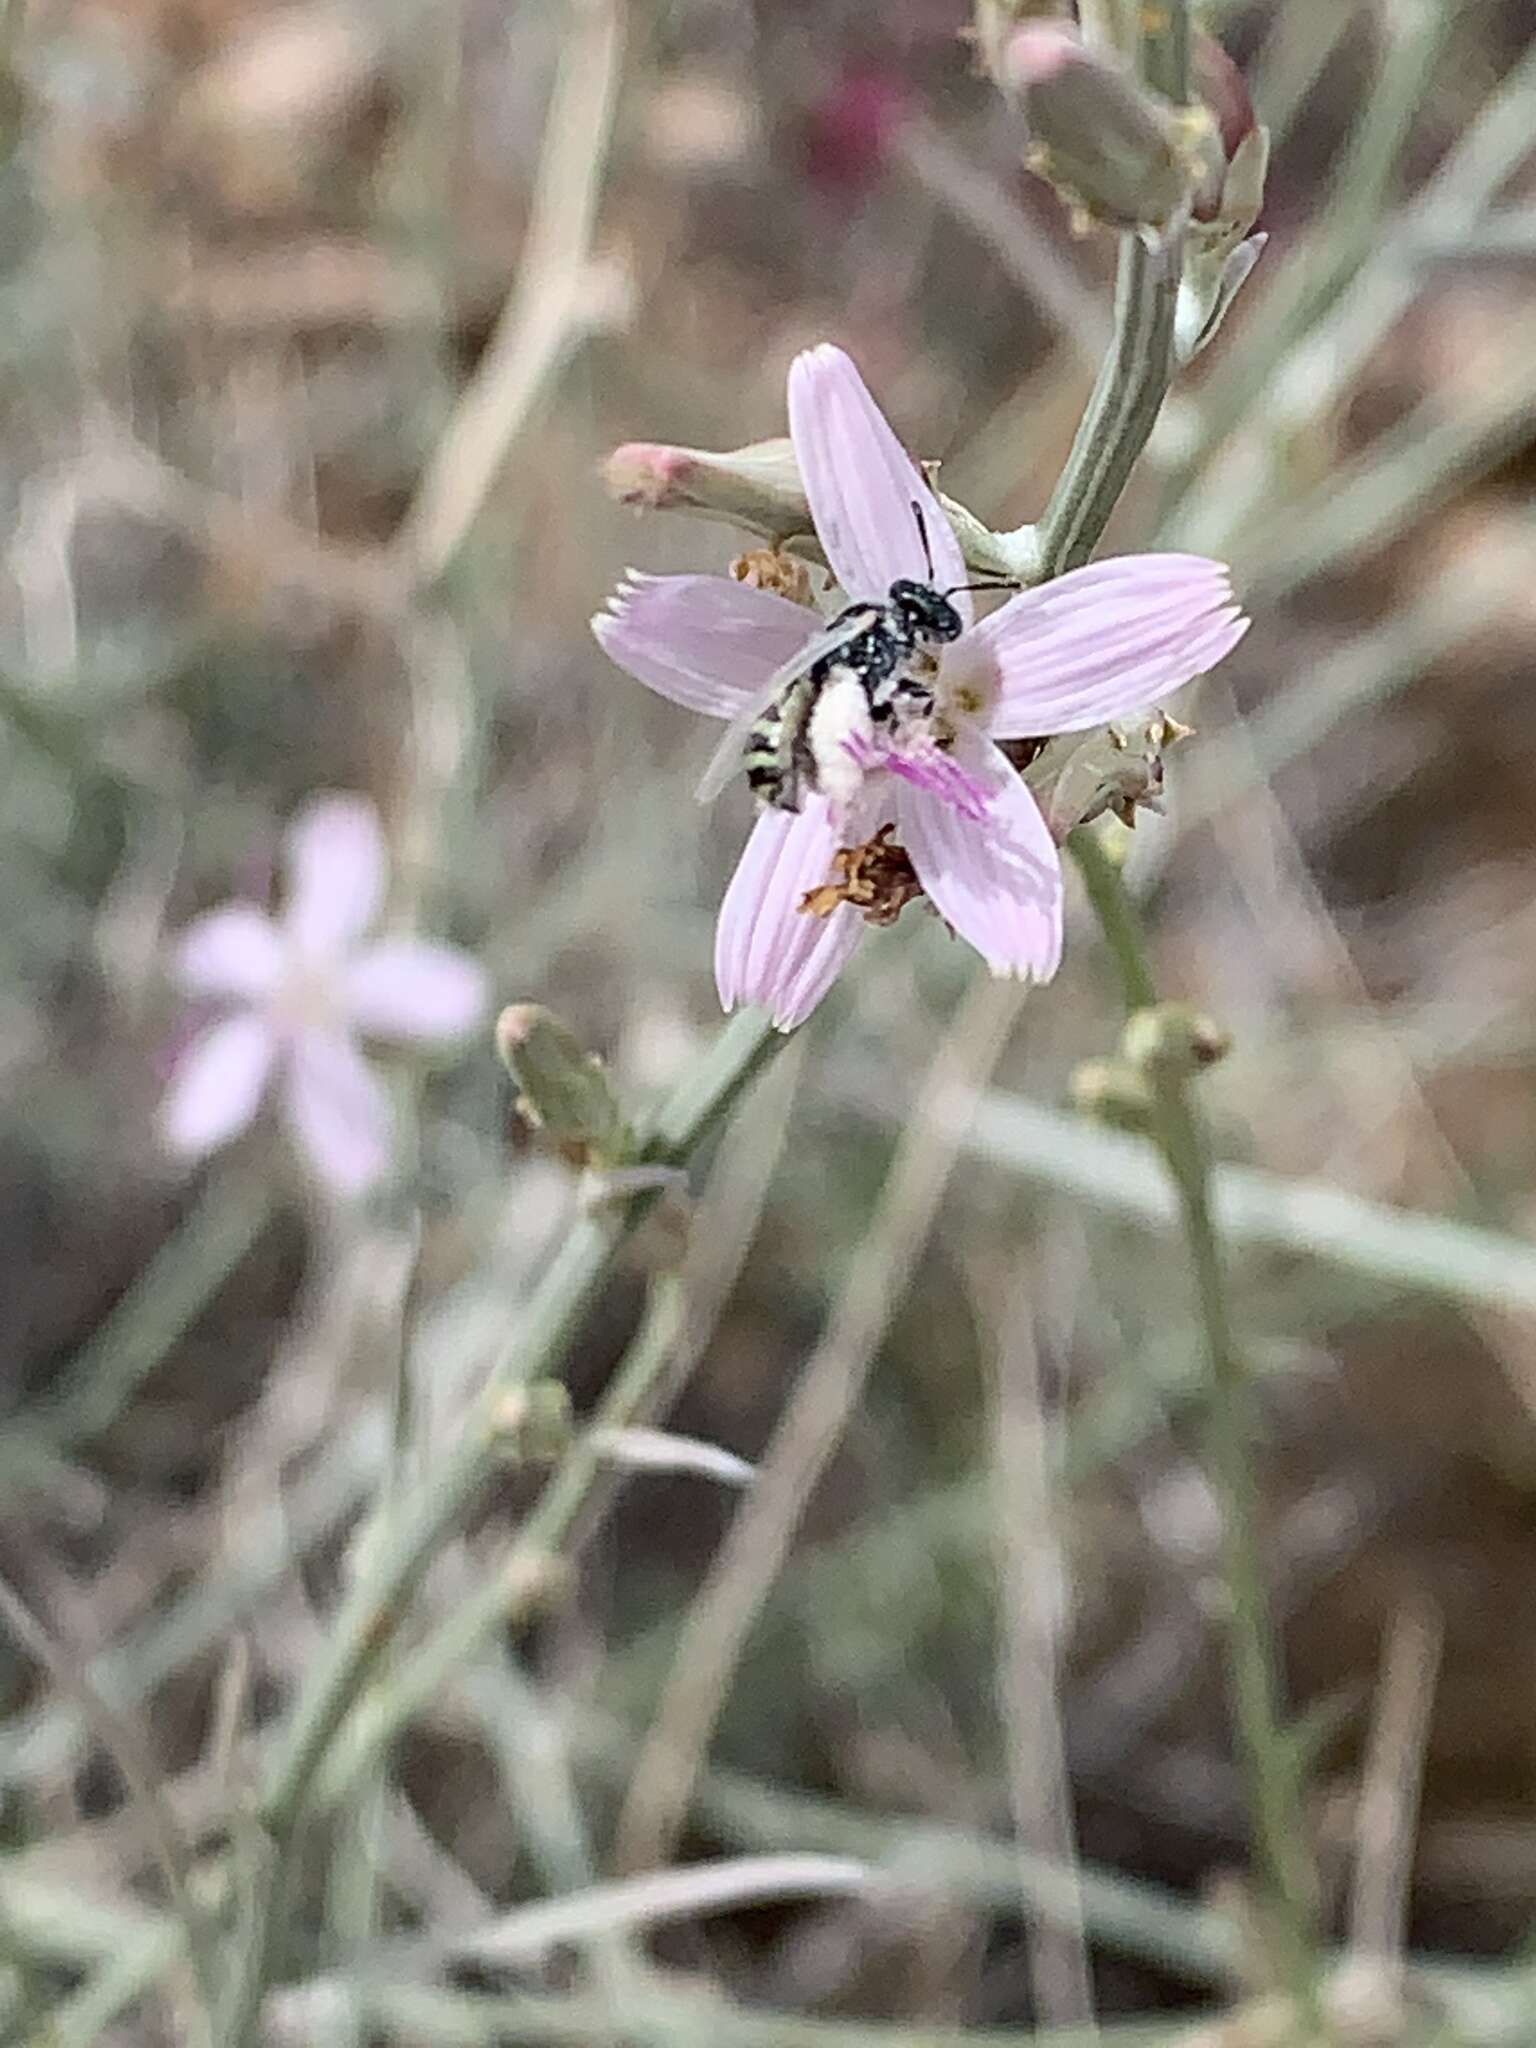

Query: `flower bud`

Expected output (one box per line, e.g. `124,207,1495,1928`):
1070,1056,1155,1135
1120,1002,1232,1080
488,1381,574,1463
1192,32,1258,187
604,436,811,544
972,0,1077,82
603,436,1018,581
496,1003,633,1170
1016,713,1190,842
1000,24,1190,233
1175,35,1268,359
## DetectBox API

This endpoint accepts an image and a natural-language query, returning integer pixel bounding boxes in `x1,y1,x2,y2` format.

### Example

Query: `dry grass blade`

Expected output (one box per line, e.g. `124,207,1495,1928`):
391,0,628,587
613,972,1028,1874
983,1267,1098,2036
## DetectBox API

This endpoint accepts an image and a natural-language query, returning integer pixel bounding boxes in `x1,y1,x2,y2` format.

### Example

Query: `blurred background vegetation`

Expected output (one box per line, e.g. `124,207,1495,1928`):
5,0,1536,2041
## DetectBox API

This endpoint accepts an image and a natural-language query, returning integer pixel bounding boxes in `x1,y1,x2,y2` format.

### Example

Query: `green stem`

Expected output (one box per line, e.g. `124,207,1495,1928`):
1037,4,1322,2025
1070,831,1319,2023
312,1279,689,1818
1036,236,1178,578
1031,0,1186,578
218,1007,781,2045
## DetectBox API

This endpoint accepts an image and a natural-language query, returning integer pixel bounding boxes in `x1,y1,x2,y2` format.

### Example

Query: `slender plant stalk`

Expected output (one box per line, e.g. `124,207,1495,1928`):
1035,0,1322,2030
1030,0,1186,576
217,1007,781,2044
613,973,1027,1874
1071,830,1320,2026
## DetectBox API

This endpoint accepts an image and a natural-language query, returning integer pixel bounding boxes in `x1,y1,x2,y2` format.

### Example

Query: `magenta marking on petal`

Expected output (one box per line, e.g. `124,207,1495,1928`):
881,745,991,822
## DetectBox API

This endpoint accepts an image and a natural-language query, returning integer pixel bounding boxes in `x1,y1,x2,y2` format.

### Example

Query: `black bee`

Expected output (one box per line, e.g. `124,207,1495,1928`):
699,508,1010,813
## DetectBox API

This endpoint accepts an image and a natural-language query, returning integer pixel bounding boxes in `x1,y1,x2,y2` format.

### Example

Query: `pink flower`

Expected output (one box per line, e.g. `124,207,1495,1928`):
593,344,1248,1030
159,795,489,1196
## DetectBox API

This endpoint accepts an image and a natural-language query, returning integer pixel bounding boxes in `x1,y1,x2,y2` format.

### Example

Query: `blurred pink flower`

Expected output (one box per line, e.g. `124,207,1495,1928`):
593,344,1248,1030
802,62,910,198
159,795,488,1196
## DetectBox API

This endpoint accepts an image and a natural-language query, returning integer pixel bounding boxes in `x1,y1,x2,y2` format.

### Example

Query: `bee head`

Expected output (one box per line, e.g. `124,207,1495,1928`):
888,579,965,643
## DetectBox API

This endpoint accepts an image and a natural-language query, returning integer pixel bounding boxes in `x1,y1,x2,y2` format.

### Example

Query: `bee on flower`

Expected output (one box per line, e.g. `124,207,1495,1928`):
593,344,1247,1029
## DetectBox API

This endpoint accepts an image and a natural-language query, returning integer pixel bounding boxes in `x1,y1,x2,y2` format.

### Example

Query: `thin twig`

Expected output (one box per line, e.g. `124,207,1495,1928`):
1000,0,1324,2021
983,1269,1098,2035
891,117,1111,371
1345,1596,1443,1988
390,0,626,588
1071,830,1321,2032
0,1570,215,2041
304,1049,803,1819
216,1007,782,2045
613,972,1027,1873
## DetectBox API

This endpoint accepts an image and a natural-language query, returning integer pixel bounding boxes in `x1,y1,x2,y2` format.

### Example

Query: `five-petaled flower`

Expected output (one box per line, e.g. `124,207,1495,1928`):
159,794,488,1196
593,344,1248,1029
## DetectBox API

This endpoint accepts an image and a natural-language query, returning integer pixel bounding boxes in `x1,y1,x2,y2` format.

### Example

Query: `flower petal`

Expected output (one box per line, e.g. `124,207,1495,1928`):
787,344,969,616
965,554,1247,738
592,573,818,718
171,904,284,1001
343,941,489,1043
283,794,386,956
896,744,1063,983
283,1029,395,1197
715,796,870,1030
159,1013,276,1159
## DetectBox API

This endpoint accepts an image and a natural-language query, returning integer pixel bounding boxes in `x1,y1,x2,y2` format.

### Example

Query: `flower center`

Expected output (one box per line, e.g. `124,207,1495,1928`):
271,956,345,1039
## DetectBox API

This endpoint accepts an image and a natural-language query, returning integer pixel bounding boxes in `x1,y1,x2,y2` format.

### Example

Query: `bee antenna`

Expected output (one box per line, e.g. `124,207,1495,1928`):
910,498,936,584
943,578,1021,598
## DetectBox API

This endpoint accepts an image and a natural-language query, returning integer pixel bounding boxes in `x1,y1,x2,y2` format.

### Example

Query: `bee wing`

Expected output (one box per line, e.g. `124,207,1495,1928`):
693,607,881,806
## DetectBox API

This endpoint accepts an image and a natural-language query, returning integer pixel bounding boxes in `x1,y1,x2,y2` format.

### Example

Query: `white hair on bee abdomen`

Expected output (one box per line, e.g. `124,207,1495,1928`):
807,669,875,809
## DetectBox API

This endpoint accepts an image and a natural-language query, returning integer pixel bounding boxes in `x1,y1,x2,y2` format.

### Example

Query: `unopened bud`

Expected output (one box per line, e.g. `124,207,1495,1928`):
604,437,811,544
603,435,1011,580
972,0,1076,81
1018,713,1187,841
1176,35,1268,358
1070,1056,1155,1134
496,1004,633,1170
1192,32,1258,187
1000,24,1189,233
1121,1003,1231,1080
488,1381,574,1463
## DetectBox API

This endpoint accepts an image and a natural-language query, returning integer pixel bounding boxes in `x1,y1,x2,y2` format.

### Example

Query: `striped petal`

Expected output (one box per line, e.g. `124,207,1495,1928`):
592,573,818,719
787,344,969,619
714,795,872,1030
896,743,1063,983
964,554,1247,738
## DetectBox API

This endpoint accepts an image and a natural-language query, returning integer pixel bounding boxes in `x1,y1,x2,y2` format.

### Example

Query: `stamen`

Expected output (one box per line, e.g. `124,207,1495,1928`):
729,547,815,607
799,824,925,927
